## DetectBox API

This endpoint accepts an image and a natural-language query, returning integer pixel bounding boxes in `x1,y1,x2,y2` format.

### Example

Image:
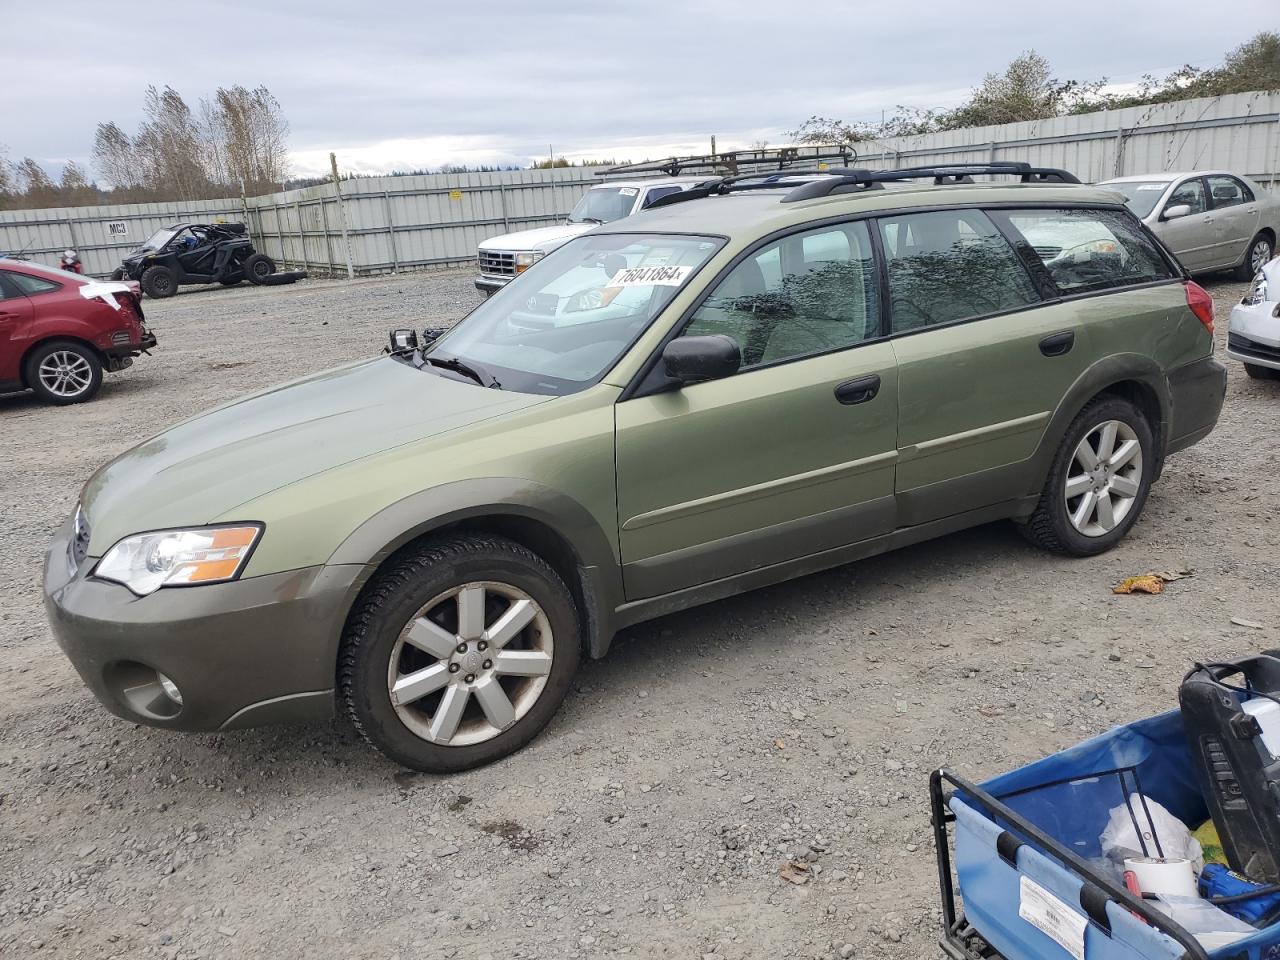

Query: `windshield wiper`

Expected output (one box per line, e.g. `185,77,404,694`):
572,216,605,225
425,353,502,389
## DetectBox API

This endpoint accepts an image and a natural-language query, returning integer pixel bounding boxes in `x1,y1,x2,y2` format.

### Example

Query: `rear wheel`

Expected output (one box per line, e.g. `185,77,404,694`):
1236,233,1274,281
339,535,580,773
1245,363,1280,381
24,340,103,405
140,264,177,299
243,253,275,284
1019,396,1154,556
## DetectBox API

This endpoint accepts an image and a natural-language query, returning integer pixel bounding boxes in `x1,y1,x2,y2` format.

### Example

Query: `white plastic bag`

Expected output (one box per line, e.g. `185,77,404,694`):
1099,793,1204,873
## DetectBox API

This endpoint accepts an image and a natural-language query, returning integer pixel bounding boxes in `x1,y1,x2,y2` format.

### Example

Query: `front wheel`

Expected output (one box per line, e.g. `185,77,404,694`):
140,264,177,298
339,535,580,773
1236,233,1274,281
1019,396,1154,556
109,267,125,281
24,339,103,405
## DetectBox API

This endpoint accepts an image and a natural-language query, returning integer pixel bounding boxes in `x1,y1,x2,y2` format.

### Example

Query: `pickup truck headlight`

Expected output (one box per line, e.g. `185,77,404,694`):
1242,275,1268,307
514,251,544,273
94,524,262,596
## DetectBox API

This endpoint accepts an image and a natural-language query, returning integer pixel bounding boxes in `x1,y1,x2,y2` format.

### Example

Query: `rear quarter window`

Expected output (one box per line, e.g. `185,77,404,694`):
2,271,62,297
995,208,1175,295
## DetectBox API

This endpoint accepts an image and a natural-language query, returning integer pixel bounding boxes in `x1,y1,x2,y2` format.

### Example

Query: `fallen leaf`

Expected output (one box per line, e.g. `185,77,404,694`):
779,861,811,885
1231,616,1265,629
1156,568,1194,582
1113,575,1164,595
775,739,786,750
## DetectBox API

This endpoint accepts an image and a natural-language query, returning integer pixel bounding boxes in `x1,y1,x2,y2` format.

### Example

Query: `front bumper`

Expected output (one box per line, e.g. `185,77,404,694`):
43,513,366,732
474,274,512,294
1165,355,1227,456
1226,300,1280,371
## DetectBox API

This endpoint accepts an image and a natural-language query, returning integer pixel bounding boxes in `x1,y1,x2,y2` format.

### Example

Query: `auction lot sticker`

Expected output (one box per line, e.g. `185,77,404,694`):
607,265,692,287
1018,875,1086,960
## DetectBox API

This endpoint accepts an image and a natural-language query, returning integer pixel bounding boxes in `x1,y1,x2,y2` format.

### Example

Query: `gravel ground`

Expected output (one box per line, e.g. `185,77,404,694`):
1,270,1276,960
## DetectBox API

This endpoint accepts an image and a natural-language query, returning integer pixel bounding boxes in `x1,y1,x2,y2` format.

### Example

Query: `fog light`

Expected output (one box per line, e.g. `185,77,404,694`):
157,672,183,706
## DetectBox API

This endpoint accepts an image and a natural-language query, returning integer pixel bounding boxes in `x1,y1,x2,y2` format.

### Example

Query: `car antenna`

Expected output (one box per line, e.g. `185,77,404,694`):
7,236,36,260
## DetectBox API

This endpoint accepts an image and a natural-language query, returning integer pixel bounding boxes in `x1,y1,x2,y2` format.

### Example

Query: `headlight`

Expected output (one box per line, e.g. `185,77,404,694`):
94,524,262,596
1243,275,1269,307
514,251,544,273
564,286,623,313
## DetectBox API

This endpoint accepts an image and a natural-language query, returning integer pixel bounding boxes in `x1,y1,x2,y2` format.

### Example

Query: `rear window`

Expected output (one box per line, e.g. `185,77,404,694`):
996,208,1175,294
3,271,62,296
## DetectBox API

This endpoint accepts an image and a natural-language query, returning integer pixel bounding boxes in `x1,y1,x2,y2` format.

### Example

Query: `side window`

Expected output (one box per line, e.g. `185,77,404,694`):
1000,208,1175,294
684,221,881,368
1206,175,1247,208
877,209,1037,333
642,187,684,208
1166,179,1206,215
0,272,21,300
5,272,61,296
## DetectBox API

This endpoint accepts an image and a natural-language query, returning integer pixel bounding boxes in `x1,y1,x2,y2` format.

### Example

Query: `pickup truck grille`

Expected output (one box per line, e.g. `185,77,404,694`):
478,251,516,277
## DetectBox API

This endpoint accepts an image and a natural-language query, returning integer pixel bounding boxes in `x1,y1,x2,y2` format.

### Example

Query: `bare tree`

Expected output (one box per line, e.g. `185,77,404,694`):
92,121,141,192
59,162,98,206
0,145,13,207
133,85,212,200
15,158,59,207
207,85,290,193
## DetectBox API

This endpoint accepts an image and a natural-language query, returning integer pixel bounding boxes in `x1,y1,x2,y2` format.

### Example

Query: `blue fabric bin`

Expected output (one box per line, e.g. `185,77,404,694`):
932,711,1280,960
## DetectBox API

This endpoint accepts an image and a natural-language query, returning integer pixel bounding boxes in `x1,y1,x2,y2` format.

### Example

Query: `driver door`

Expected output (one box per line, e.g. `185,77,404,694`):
175,227,217,278
1156,178,1215,272
614,220,899,600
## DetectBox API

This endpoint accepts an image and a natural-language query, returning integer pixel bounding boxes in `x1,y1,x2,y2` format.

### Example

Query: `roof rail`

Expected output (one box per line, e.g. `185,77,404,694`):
644,168,870,211
780,162,1080,202
596,144,856,178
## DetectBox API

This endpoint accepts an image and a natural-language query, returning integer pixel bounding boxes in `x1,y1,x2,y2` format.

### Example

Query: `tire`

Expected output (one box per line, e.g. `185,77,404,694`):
109,267,125,281
243,253,275,285
1245,363,1280,381
24,339,103,405
339,535,581,773
140,264,177,299
1018,396,1154,557
1235,233,1274,281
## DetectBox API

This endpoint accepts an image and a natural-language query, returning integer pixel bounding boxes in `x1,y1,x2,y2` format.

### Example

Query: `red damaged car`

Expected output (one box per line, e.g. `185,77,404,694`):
0,258,156,405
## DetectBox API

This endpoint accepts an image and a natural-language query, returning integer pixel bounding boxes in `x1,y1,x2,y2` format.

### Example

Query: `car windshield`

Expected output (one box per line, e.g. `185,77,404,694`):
567,187,641,224
1099,181,1170,219
139,226,180,252
425,233,723,395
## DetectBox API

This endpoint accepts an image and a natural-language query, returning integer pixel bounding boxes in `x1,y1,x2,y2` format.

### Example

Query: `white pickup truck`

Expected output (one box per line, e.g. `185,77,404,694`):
474,177,702,295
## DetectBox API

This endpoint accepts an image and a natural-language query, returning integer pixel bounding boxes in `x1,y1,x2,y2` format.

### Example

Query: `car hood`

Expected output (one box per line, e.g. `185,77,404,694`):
478,223,593,253
81,357,550,554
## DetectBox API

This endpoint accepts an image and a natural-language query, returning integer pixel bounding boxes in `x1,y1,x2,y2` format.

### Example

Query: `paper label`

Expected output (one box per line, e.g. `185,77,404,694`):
619,187,639,196
607,265,692,288
1019,875,1086,960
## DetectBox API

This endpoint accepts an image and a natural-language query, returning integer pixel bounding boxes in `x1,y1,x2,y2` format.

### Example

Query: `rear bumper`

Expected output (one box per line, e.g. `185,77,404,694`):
43,513,365,732
1165,355,1226,456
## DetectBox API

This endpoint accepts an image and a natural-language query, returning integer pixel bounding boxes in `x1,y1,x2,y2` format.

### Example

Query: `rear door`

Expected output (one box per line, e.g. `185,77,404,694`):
614,220,898,599
879,208,1063,525
1204,175,1261,270
1154,177,1215,272
0,271,36,384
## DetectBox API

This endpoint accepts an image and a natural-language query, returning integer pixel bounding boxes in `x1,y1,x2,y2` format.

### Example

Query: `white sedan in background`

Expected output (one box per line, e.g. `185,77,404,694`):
1227,256,1280,379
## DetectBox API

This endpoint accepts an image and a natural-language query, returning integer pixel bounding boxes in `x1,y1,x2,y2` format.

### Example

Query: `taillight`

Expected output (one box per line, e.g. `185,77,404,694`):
1184,281,1214,334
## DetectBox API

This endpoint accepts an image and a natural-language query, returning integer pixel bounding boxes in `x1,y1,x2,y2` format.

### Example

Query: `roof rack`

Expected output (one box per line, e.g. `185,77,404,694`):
779,161,1081,202
596,144,856,179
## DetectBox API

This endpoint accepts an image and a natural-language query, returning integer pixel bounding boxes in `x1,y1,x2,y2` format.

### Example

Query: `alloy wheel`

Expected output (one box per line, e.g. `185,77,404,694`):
1064,419,1143,537
1251,239,1272,275
387,581,554,747
37,350,94,398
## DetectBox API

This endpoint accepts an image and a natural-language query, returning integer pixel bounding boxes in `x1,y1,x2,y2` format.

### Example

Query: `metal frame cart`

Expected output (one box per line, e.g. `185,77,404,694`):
930,710,1280,959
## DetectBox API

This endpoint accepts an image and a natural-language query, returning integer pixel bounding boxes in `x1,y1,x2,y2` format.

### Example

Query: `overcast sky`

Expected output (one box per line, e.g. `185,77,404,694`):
5,1,1273,180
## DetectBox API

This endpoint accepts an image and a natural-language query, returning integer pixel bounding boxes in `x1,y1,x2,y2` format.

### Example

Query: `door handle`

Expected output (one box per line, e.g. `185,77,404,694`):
1040,331,1075,357
1202,216,1214,224
834,374,880,405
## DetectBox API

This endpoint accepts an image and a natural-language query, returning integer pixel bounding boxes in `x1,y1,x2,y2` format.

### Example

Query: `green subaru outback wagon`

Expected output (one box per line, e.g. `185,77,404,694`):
44,163,1226,772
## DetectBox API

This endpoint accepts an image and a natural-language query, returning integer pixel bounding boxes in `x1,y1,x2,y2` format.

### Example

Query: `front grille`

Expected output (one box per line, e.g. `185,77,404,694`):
1228,332,1280,362
478,251,516,277
1032,244,1062,260
111,330,131,346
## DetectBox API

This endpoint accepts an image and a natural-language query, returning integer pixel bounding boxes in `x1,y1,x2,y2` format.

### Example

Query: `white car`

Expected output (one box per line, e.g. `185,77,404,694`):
1227,255,1280,379
474,178,702,295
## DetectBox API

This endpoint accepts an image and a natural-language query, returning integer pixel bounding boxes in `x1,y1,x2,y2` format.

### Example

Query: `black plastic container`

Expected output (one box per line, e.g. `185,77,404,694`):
1180,651,1280,882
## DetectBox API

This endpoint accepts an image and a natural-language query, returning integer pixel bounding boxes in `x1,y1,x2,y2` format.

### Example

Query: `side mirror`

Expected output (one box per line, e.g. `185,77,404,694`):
1162,204,1191,221
662,335,741,384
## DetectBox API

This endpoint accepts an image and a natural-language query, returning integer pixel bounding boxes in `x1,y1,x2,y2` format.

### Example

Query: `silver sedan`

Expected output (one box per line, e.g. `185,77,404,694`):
1098,171,1277,280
